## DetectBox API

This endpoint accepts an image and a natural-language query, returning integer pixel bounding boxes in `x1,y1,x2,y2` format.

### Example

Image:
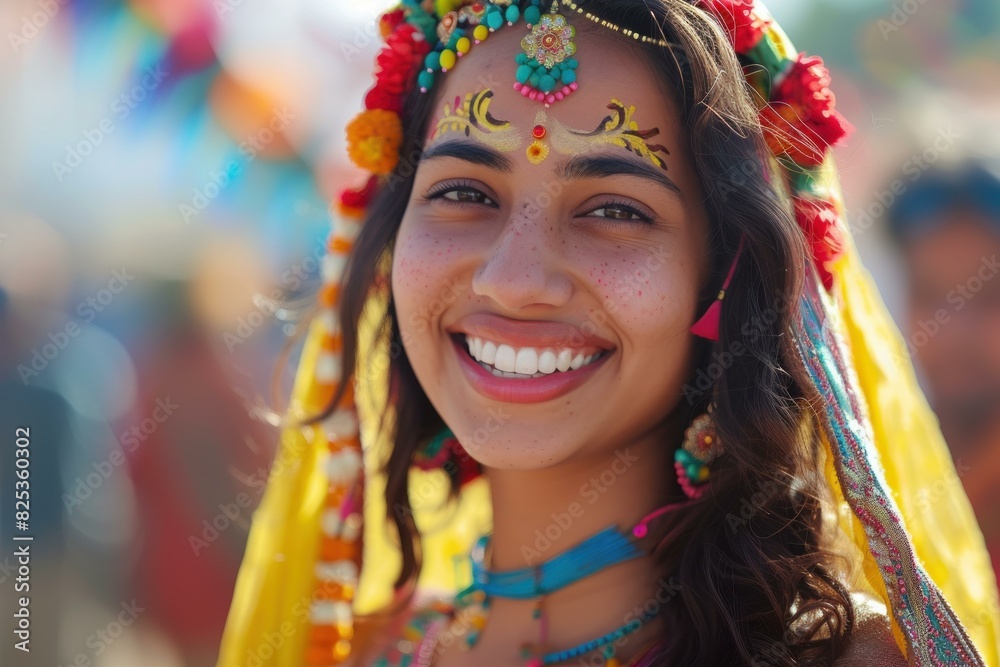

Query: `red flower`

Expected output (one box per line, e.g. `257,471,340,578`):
339,175,379,210
760,53,854,167
794,196,846,291
379,8,405,39
365,24,430,112
699,0,770,53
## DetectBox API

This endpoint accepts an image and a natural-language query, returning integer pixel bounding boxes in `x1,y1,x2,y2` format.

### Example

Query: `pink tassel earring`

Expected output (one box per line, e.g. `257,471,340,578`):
690,234,746,341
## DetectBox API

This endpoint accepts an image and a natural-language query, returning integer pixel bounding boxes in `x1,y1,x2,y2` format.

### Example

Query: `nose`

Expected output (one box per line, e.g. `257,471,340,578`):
471,208,573,311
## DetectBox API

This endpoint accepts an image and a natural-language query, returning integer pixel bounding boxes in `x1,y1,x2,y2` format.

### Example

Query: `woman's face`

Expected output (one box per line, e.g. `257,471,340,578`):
392,23,711,469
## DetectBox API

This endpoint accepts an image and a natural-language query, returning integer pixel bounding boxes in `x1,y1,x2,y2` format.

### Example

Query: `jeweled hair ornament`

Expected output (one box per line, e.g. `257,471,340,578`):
217,2,1000,665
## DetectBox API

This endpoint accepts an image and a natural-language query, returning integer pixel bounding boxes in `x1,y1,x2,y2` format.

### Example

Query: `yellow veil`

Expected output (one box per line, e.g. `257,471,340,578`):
216,2,1000,665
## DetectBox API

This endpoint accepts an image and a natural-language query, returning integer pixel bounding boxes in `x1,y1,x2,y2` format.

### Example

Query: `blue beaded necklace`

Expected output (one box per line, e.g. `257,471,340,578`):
446,500,691,666
469,525,643,598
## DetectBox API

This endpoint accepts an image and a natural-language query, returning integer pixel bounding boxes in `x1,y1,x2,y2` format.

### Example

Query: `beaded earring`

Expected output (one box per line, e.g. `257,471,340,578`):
412,426,483,487
674,405,722,499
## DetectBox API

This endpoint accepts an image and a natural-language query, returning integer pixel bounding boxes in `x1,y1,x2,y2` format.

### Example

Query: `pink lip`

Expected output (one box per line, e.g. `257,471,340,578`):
450,335,612,404
447,312,616,354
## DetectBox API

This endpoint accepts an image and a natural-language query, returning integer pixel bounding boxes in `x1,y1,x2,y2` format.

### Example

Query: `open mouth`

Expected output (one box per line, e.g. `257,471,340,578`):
450,333,611,379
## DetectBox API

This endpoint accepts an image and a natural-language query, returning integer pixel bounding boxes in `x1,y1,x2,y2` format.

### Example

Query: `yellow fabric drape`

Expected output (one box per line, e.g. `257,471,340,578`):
831,236,1000,665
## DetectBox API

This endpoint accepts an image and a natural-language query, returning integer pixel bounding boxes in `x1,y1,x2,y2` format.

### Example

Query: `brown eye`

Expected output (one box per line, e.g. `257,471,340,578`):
426,181,499,208
443,188,494,205
586,199,654,224
596,204,640,221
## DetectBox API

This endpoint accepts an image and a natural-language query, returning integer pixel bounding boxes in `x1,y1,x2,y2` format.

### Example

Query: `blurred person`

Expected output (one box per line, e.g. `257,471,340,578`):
119,279,283,667
218,1,999,666
886,160,1000,573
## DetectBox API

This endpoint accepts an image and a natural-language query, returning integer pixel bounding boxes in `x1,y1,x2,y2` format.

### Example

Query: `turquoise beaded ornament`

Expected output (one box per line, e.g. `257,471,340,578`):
414,0,670,103
416,0,580,108
674,407,723,499
513,1,580,106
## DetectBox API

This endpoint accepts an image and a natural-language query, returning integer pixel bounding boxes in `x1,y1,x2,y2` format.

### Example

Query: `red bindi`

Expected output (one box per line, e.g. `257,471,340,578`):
532,125,546,140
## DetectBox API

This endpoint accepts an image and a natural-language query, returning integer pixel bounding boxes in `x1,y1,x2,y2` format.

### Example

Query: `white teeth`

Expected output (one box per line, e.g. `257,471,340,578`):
538,350,557,374
515,348,539,375
494,344,517,373
461,335,607,377
481,340,497,365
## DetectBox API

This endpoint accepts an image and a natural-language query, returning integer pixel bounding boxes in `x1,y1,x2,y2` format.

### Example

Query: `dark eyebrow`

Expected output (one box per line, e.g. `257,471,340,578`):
420,140,515,174
558,154,682,198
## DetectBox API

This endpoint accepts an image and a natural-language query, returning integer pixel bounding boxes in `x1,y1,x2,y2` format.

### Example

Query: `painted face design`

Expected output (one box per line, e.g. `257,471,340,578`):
430,89,523,152
429,89,670,171
529,100,671,170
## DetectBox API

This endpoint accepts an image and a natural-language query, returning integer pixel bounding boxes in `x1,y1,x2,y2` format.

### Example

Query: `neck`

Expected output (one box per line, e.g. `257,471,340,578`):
476,423,683,662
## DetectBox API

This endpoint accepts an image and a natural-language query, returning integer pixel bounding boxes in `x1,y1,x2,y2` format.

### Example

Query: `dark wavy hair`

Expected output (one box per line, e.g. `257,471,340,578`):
307,0,855,664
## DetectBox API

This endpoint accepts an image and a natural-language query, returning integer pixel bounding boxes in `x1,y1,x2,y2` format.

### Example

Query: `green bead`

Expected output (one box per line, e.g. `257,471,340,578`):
549,65,562,78
516,64,533,84
528,72,541,88
424,51,440,70
505,5,520,24
486,9,504,30
525,5,541,24
539,74,556,92
561,69,576,84
447,29,464,49
418,70,435,90
565,58,578,69
516,53,529,65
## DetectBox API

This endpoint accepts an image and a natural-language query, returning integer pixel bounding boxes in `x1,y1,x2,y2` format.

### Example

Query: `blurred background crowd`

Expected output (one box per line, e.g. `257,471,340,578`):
0,0,998,665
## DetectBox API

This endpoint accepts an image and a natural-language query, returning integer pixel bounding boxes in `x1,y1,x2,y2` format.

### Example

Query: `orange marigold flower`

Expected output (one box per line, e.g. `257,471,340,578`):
346,109,402,174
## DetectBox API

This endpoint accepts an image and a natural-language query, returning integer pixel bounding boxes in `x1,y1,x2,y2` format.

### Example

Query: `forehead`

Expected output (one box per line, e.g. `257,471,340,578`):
428,22,679,139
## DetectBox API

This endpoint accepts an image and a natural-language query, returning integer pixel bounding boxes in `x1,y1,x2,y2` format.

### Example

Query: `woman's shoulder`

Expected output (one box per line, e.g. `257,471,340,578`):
833,592,907,667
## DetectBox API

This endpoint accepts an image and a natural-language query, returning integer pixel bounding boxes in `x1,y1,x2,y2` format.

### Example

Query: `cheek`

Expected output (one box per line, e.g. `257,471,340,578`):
586,248,700,404
391,218,468,351
586,247,700,339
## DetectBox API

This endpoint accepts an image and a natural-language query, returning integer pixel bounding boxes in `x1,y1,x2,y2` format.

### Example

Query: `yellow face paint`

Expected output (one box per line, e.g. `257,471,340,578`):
537,99,671,170
430,90,670,171
430,89,523,152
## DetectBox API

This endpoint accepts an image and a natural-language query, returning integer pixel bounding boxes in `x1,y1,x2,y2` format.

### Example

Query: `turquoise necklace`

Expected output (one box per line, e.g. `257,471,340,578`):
443,501,690,666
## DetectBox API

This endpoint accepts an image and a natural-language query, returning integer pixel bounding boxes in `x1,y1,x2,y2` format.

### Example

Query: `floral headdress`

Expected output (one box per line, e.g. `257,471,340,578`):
217,2,1000,666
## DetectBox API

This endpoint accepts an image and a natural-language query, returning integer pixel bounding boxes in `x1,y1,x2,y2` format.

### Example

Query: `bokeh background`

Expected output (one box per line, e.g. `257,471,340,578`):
1,1,998,665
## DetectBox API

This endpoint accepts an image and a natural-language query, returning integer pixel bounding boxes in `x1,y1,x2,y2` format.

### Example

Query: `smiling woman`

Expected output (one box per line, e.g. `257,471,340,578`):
217,2,1000,667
